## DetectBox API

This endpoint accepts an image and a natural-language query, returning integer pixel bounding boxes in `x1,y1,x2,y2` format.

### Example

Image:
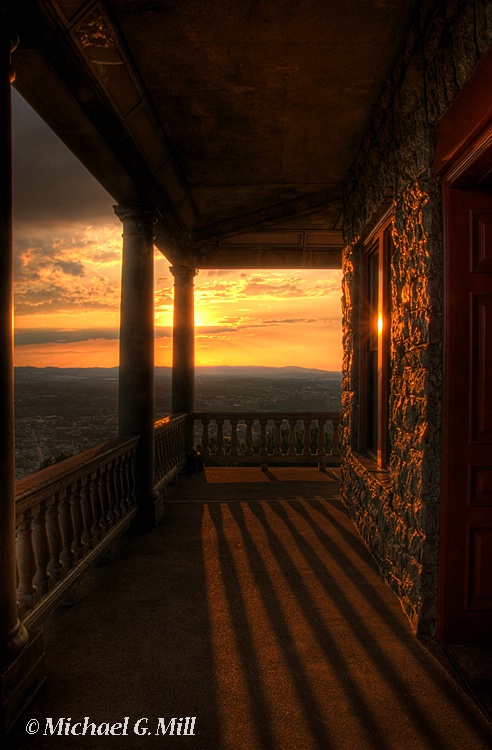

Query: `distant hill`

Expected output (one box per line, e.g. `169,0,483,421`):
15,365,341,380
195,366,341,379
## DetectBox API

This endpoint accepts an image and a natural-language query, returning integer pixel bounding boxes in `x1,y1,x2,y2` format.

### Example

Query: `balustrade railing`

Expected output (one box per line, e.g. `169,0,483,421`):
193,412,340,468
154,413,187,490
15,436,139,630
13,410,336,629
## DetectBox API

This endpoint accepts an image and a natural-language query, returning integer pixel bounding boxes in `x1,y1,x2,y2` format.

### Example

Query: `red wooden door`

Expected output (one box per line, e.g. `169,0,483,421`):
438,186,492,643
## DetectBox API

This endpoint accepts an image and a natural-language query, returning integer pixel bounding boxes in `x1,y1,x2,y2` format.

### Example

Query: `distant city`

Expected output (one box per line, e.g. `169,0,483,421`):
14,366,342,479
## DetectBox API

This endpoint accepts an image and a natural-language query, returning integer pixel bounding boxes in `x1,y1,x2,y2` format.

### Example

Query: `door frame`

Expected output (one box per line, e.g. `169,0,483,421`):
436,50,492,642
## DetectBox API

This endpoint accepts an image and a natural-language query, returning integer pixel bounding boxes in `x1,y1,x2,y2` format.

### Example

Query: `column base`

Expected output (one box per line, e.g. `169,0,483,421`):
1,630,46,735
147,488,166,528
134,488,165,530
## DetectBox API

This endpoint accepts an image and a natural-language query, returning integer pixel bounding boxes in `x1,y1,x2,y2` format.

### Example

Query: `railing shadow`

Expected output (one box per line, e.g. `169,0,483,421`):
8,470,492,749
197,481,492,749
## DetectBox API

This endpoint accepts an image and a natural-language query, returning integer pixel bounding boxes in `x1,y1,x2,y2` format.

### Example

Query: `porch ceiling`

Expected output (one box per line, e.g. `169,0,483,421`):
8,0,416,267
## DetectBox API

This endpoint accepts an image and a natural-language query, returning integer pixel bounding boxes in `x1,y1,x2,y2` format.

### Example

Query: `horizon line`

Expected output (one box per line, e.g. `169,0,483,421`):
14,364,342,373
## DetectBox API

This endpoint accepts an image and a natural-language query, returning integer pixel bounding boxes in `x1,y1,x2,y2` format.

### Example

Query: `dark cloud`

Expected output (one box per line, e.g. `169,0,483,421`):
92,249,120,263
155,327,172,339
195,326,235,335
54,260,85,276
262,318,317,325
241,279,305,297
15,326,172,346
14,328,119,346
201,269,232,277
14,283,76,314
14,273,119,314
12,90,116,226
196,320,320,336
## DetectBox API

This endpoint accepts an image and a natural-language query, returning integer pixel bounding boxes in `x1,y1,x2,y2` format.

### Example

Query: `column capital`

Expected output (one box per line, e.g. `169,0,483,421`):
170,264,197,284
113,204,158,238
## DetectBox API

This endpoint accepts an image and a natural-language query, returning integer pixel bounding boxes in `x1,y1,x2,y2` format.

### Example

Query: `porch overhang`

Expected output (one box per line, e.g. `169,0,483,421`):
6,0,416,265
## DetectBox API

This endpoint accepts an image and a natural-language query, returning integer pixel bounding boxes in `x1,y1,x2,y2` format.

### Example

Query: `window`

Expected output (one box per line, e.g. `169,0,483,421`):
360,216,392,468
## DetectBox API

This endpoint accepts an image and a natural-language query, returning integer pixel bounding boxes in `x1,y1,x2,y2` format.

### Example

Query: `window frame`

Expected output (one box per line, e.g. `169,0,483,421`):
359,215,392,468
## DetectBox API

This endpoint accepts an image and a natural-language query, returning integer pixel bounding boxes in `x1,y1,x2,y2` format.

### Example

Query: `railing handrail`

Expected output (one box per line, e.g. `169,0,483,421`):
15,435,139,514
154,412,188,431
192,411,339,420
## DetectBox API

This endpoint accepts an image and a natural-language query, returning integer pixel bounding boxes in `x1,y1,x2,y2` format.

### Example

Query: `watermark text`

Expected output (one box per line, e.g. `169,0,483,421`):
25,716,196,737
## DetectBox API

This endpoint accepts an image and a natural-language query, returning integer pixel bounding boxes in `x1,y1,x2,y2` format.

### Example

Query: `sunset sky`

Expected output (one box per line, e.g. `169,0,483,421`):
12,90,342,371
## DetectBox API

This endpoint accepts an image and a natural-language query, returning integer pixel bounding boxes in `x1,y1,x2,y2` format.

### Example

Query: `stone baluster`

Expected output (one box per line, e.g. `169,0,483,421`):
128,455,136,508
16,510,37,607
155,440,166,483
123,451,133,509
273,419,283,456
154,432,160,476
46,492,64,582
115,456,126,516
79,477,94,552
89,472,103,539
230,418,239,456
93,472,102,534
59,486,75,570
173,426,179,467
170,425,178,461
245,419,254,456
303,418,312,456
317,418,327,458
128,449,137,505
123,452,134,509
156,433,164,480
118,456,126,514
172,423,178,460
288,418,297,456
166,430,172,472
173,422,179,468
163,432,170,476
100,468,110,531
32,501,52,595
158,432,164,480
107,462,119,524
163,431,169,475
331,417,340,455
216,418,224,456
98,467,111,530
259,419,268,457
153,433,159,479
201,418,210,457
71,480,86,558
124,453,132,510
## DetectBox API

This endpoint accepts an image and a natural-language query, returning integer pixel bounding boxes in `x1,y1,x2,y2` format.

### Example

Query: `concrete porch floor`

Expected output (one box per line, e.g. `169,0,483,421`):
7,467,492,749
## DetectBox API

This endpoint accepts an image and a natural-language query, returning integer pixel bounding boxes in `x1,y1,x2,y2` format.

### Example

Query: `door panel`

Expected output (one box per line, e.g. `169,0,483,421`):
438,187,492,642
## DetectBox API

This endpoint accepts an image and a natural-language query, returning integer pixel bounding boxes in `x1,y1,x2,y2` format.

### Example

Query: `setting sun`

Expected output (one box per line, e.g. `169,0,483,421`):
12,93,342,373
14,223,343,371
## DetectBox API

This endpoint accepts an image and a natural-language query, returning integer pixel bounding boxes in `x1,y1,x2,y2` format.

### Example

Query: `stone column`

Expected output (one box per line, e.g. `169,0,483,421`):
170,265,196,452
115,206,157,522
0,14,28,672
0,21,45,733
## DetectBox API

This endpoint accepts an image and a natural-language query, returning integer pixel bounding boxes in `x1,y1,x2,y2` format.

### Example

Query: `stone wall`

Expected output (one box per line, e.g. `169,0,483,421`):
340,0,492,636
